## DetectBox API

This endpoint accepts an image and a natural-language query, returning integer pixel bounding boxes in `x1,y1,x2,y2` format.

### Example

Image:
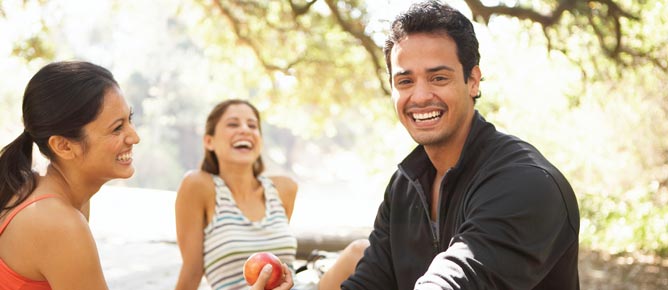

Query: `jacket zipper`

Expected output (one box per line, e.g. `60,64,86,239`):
414,179,441,253
436,168,453,251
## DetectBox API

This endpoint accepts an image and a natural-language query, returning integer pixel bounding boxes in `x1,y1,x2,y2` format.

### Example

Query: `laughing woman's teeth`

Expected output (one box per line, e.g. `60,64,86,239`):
233,140,252,149
116,153,131,161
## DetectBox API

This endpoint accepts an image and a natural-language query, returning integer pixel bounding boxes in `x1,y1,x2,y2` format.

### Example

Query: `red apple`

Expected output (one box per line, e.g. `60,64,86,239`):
243,252,283,289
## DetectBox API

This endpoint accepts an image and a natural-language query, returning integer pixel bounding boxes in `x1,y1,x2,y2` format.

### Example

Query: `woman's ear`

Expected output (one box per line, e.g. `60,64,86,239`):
48,135,79,160
203,134,214,152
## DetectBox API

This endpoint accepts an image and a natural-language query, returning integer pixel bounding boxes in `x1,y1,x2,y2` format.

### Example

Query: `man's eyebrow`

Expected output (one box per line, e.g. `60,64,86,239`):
426,65,455,73
393,69,412,78
393,65,455,78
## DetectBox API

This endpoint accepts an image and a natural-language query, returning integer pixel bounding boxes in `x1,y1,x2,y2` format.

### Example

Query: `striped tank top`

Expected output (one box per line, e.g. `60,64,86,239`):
203,175,297,290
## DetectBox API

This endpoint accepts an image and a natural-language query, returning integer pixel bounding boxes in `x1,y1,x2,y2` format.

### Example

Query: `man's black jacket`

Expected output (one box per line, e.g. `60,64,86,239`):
342,111,580,290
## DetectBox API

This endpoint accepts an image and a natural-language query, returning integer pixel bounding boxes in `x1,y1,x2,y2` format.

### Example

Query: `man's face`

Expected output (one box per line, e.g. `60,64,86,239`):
390,32,480,149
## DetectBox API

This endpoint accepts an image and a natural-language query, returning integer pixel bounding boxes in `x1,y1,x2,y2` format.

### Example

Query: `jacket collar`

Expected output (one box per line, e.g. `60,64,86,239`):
398,110,496,180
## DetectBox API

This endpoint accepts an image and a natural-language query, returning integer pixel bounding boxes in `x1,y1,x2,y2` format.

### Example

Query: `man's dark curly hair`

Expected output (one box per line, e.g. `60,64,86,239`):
383,0,480,88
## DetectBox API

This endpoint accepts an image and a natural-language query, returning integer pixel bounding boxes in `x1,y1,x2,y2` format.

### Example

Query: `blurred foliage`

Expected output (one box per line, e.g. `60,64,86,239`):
185,0,393,139
465,0,667,74
0,0,666,257
11,34,54,61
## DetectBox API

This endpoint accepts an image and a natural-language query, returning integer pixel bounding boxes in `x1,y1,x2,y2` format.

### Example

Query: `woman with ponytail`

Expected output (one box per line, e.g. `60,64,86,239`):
0,61,140,290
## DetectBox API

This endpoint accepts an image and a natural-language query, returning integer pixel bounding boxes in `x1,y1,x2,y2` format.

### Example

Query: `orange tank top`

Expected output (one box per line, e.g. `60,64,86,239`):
0,194,57,290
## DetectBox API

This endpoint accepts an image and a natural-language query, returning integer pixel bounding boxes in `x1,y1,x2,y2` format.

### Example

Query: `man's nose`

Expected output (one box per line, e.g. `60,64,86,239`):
412,79,435,101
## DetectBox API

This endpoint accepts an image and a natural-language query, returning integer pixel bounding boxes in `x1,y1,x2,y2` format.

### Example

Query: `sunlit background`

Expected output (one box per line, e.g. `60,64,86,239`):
1,0,667,288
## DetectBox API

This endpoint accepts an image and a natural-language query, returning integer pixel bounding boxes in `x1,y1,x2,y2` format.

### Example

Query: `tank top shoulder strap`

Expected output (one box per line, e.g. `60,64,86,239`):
211,174,224,189
0,194,60,234
210,174,230,199
257,176,281,201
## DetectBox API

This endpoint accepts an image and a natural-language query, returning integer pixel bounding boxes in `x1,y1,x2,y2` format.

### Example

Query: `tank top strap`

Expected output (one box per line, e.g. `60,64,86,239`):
211,174,224,189
0,194,60,235
257,175,279,199
210,174,232,201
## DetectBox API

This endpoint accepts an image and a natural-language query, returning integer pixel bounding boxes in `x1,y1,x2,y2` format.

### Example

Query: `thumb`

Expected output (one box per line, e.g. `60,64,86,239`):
260,263,274,277
250,264,273,289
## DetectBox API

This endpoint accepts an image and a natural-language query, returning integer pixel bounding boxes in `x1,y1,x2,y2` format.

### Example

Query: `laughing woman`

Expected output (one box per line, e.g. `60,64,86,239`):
174,99,295,290
174,99,367,290
0,61,140,290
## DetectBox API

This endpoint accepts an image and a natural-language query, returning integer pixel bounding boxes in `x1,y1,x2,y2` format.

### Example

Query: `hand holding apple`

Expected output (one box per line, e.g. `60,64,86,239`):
244,252,292,290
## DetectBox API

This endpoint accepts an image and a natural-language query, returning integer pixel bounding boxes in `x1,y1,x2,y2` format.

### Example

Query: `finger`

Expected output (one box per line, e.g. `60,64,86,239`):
269,263,294,290
282,263,293,284
249,264,273,290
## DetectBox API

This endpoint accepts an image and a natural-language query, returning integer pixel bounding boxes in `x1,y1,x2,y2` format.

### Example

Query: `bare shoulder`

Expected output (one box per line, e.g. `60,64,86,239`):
7,196,95,266
267,175,298,220
178,170,214,194
12,196,84,225
268,175,298,197
181,169,214,186
14,196,108,288
25,197,91,237
176,170,215,206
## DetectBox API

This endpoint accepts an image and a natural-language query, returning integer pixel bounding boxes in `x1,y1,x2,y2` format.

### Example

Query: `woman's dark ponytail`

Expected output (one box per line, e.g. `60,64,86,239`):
0,131,37,215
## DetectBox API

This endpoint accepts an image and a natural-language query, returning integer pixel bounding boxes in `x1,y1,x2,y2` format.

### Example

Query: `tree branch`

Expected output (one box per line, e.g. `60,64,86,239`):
464,0,577,27
594,0,638,20
212,0,301,74
323,0,390,96
464,0,645,73
621,47,668,73
289,0,318,17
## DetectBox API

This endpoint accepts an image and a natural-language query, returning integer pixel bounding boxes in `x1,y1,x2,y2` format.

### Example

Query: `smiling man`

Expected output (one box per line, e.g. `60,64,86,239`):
341,1,580,289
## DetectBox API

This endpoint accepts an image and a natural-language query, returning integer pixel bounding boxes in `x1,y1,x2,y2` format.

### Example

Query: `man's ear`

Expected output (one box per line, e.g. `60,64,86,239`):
48,135,79,160
468,65,482,98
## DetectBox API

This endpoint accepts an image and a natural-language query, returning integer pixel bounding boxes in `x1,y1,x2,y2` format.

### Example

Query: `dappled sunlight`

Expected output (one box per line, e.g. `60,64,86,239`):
1,0,668,288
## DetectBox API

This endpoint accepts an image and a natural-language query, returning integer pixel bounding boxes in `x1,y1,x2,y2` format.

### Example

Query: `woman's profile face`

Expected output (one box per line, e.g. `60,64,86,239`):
75,86,140,182
206,103,262,168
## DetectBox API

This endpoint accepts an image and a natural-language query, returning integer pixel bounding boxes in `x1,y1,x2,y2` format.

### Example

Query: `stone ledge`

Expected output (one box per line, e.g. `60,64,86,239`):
294,226,372,259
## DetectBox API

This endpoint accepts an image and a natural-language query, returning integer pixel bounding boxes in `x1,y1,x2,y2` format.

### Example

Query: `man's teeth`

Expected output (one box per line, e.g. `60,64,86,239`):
413,111,442,121
116,152,132,161
233,140,253,149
